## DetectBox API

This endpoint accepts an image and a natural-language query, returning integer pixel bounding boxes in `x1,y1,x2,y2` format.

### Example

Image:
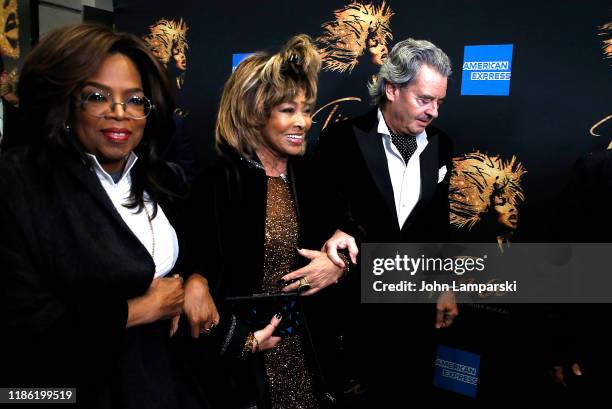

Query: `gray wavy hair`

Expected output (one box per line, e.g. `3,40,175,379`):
368,38,451,106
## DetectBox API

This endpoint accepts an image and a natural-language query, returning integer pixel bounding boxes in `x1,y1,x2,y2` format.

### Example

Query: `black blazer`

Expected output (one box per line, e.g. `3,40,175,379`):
0,147,202,409
313,109,454,396
184,146,342,408
186,146,337,298
316,108,453,244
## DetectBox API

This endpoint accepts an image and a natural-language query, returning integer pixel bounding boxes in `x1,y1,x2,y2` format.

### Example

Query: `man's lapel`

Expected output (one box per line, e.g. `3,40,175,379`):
402,129,439,231
354,110,398,220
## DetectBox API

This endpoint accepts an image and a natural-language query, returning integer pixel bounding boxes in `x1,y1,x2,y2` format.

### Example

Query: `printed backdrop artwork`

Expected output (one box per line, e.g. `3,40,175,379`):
143,18,189,90
590,19,611,144
449,152,526,249
0,0,19,59
317,1,393,73
313,1,394,130
113,0,612,243
142,17,190,118
0,0,30,102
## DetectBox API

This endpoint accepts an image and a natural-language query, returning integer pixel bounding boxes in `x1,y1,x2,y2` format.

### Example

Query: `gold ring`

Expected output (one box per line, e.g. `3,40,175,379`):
298,277,311,292
200,321,218,334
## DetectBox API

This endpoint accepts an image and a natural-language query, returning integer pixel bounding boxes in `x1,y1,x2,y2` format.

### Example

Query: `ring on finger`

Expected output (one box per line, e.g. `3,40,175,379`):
298,277,311,292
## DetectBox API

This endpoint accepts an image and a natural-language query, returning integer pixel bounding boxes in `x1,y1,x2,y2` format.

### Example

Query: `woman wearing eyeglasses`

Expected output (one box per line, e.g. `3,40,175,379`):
0,25,204,409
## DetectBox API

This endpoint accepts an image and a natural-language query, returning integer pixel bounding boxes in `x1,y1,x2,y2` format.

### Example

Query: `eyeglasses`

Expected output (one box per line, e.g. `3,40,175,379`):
78,90,155,120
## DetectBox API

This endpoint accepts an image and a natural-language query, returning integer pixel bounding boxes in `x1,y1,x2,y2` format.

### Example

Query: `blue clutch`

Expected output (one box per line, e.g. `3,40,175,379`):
224,292,302,337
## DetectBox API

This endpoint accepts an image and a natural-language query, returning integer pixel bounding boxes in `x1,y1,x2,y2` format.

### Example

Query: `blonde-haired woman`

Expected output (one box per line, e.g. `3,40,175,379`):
185,35,352,408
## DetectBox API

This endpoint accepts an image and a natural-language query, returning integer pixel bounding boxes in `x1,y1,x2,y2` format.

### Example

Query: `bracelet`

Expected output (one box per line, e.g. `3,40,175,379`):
337,251,351,280
253,334,260,353
242,332,256,358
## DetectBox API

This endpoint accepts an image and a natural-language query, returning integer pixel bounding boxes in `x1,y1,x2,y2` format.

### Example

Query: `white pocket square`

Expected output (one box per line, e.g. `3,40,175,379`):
438,166,447,183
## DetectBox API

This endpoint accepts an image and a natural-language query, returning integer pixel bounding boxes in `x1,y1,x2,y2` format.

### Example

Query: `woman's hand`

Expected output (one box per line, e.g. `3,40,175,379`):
182,273,220,338
321,229,358,268
252,314,283,353
281,249,345,296
127,274,184,328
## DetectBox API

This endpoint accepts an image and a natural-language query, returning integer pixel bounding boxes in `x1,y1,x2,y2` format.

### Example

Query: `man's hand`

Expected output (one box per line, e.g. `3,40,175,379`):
182,273,220,338
281,249,345,296
321,229,358,268
435,291,458,328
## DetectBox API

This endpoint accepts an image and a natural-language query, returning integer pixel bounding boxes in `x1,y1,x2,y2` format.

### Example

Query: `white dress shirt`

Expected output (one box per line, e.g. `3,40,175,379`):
377,109,429,228
86,153,179,278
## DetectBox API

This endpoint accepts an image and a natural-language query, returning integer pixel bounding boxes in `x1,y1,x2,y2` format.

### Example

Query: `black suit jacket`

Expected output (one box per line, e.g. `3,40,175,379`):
314,109,454,396
316,108,453,244
0,146,202,409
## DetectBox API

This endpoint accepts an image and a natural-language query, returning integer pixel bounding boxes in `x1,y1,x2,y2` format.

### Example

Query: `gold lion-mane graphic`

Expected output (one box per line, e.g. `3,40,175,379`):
590,20,611,144
450,152,526,248
600,21,612,61
143,18,188,89
0,0,19,59
314,2,394,131
0,68,17,95
317,1,393,74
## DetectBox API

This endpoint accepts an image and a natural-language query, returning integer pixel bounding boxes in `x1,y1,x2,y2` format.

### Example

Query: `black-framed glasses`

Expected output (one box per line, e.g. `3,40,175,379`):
78,90,155,120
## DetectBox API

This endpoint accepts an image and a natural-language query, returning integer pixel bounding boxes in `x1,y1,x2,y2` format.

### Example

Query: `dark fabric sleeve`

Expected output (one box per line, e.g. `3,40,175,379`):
314,126,366,243
0,167,129,339
0,206,129,338
0,169,129,385
180,166,254,359
183,169,224,291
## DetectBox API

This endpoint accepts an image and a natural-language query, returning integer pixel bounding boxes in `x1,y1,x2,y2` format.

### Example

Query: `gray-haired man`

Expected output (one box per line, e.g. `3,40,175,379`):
316,38,457,403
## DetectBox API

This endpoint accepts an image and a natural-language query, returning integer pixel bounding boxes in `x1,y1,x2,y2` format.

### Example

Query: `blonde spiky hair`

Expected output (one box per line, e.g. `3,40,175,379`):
216,34,321,157
143,18,189,88
143,18,188,66
600,21,612,62
449,152,526,230
317,1,393,73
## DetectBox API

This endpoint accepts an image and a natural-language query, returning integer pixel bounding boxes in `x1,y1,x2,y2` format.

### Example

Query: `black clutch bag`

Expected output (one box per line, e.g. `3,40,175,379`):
224,292,303,337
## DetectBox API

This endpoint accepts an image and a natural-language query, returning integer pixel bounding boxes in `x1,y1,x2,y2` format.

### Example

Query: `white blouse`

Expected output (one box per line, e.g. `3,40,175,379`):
86,153,179,278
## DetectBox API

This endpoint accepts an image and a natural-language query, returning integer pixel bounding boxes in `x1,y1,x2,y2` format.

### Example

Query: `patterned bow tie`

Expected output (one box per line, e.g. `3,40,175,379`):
389,131,417,164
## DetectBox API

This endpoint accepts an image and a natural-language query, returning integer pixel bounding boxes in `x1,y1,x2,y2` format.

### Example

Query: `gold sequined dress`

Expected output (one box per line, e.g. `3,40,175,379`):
260,176,318,409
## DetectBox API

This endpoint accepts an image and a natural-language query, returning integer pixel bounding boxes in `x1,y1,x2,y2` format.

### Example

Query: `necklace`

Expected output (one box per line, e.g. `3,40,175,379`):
143,204,155,258
254,150,288,177
244,157,288,182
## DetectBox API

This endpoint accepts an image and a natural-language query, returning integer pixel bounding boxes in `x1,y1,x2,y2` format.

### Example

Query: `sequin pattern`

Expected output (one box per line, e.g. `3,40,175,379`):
261,177,318,409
